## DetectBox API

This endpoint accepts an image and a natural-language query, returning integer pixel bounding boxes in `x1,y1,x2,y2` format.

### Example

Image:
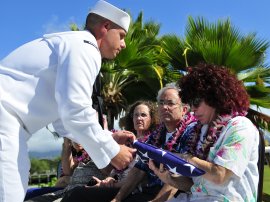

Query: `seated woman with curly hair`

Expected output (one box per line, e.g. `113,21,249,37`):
149,63,259,202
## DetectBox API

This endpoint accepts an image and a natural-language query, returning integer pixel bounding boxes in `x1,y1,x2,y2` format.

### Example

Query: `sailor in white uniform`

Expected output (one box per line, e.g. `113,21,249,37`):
0,1,136,201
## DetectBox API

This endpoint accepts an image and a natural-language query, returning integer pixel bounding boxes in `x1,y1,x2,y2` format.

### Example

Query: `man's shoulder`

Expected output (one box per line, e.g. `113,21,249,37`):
43,31,99,54
43,30,95,43
43,30,86,37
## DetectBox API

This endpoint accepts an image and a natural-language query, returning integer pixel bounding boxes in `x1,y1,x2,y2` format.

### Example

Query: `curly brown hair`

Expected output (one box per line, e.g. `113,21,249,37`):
119,100,159,134
177,63,250,115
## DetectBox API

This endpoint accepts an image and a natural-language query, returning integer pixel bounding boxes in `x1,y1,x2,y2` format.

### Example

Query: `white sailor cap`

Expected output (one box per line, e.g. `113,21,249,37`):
89,0,131,32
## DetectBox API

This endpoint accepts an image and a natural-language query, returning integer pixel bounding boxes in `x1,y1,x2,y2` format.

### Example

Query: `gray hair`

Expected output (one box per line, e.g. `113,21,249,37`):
156,82,181,102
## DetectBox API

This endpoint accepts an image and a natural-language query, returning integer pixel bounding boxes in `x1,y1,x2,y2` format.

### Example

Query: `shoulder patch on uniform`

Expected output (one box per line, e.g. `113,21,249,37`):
83,40,99,51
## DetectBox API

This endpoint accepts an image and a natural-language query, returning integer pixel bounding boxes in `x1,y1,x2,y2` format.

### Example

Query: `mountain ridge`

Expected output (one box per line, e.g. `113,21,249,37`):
29,150,61,159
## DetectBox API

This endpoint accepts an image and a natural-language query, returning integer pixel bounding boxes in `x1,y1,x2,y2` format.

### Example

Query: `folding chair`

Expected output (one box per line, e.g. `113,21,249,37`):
257,129,265,202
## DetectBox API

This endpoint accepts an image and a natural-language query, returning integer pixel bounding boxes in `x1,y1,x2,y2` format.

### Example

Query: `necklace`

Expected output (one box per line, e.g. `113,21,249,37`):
137,130,152,143
188,112,246,160
147,112,197,152
73,149,91,164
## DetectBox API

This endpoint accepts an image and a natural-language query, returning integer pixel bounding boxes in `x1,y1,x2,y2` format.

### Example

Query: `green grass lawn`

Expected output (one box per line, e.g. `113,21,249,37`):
264,165,270,194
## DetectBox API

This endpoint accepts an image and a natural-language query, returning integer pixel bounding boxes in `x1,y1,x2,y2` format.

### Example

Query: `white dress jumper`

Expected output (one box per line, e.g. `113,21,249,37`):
0,31,119,202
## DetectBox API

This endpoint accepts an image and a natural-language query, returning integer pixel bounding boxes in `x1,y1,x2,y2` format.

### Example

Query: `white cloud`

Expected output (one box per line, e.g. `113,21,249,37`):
250,105,270,117
259,107,270,116
41,15,76,34
27,127,63,152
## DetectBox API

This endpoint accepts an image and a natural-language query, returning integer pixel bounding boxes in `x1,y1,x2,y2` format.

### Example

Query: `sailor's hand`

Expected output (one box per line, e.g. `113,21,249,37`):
111,145,136,170
112,130,136,145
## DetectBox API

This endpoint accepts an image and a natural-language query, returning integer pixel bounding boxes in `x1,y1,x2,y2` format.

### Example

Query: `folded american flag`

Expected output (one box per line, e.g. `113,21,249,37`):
133,140,205,177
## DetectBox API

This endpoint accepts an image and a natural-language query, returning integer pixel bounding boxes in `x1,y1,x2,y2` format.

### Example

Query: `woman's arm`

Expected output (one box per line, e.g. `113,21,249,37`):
181,154,233,185
61,138,76,176
150,183,178,202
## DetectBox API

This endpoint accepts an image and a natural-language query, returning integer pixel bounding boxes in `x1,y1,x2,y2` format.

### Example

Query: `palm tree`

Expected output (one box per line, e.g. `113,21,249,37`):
160,16,270,130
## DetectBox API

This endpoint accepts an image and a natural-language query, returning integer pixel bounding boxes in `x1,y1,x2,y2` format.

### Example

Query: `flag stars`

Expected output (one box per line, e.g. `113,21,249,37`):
157,149,167,156
167,165,178,174
184,163,195,173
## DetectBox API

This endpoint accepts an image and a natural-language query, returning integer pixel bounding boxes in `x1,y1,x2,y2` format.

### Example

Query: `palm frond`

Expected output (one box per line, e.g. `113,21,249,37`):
250,96,270,109
238,66,270,84
247,108,270,131
160,35,188,70
184,16,269,71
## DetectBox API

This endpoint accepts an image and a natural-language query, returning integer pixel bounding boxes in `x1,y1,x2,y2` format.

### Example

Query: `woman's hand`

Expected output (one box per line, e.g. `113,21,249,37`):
149,160,193,191
148,160,173,184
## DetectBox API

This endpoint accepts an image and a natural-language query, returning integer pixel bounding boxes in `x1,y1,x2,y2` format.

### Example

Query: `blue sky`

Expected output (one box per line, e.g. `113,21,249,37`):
1,0,270,63
1,0,270,152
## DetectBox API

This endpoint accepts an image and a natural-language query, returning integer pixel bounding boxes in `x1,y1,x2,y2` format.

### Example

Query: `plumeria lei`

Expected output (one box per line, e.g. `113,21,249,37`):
137,130,152,143
73,149,91,164
146,112,197,152
188,111,247,160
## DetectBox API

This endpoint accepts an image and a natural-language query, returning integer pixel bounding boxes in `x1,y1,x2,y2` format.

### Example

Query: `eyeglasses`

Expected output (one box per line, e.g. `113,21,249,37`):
157,100,181,108
132,112,149,118
189,97,202,107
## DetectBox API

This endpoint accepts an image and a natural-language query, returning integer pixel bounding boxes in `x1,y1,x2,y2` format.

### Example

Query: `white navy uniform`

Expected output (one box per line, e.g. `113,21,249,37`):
0,30,120,201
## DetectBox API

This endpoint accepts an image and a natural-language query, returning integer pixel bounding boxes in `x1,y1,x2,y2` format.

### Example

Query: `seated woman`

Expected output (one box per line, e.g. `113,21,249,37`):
55,138,92,188
61,100,159,202
107,100,159,183
149,63,259,202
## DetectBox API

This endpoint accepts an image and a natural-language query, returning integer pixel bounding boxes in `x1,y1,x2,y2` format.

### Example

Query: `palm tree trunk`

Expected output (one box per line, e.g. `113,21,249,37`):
106,108,115,130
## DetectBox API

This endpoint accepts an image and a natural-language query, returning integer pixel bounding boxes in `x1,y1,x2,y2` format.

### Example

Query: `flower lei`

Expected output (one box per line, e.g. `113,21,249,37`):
137,130,152,143
73,149,91,164
188,111,247,160
146,112,197,152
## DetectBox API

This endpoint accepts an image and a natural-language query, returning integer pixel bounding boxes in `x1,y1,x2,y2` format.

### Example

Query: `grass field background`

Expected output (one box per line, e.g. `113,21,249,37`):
264,165,270,194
